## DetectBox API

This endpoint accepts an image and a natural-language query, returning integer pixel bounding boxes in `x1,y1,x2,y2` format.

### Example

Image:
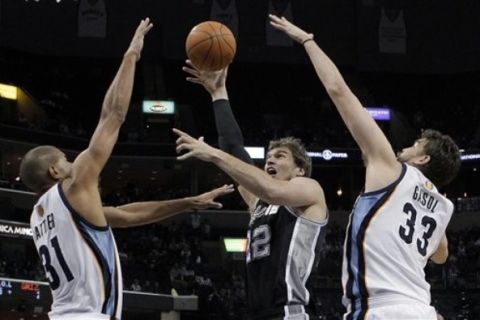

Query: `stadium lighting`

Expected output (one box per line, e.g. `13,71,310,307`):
223,238,247,252
0,83,18,100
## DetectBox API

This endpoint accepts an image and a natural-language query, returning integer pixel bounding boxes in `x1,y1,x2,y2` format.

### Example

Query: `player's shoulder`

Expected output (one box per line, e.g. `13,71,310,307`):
290,176,322,187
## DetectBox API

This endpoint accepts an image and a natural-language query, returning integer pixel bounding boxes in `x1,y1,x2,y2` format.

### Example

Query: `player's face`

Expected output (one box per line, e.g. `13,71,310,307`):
264,147,303,181
397,138,429,164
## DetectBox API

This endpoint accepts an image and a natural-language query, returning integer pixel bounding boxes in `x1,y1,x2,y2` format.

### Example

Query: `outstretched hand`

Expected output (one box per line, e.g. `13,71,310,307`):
126,18,154,61
173,128,219,162
192,184,235,209
269,14,313,44
183,60,228,98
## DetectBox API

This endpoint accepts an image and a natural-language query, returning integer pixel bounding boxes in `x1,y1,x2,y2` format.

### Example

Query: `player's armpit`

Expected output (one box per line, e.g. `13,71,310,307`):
430,234,448,264
238,185,258,211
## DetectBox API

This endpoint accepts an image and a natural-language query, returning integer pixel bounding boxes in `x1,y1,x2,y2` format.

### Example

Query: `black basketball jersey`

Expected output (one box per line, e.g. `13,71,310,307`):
246,199,327,319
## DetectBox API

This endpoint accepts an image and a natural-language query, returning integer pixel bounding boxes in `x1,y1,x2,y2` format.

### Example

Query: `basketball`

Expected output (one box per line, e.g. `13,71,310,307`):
185,21,237,72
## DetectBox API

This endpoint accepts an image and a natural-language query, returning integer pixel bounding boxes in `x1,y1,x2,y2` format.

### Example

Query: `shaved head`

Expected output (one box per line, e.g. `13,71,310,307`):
19,146,63,194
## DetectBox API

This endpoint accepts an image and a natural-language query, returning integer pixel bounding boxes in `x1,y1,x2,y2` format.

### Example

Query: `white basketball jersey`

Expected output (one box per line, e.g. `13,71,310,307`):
342,164,453,319
30,183,123,320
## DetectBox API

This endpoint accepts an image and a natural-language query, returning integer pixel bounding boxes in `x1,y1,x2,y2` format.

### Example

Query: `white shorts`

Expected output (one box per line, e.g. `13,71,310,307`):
344,303,438,320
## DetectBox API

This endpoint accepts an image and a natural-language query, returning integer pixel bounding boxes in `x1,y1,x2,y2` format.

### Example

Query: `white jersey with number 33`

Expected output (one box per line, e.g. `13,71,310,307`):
30,183,122,320
342,164,453,319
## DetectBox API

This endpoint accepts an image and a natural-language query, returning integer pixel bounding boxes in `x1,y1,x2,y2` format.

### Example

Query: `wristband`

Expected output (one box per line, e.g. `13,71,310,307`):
302,38,314,45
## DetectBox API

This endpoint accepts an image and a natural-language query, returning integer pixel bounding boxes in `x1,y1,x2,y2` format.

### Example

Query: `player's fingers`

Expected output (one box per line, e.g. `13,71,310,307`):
172,128,189,137
269,14,281,22
182,66,199,76
175,136,184,145
186,77,202,84
199,136,205,142
186,60,197,69
210,201,223,209
144,22,154,34
269,21,285,31
175,142,192,153
177,151,194,161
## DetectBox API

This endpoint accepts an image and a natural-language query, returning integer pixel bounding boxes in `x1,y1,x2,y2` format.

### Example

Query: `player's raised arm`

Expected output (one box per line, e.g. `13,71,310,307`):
72,18,153,186
269,15,401,191
183,60,257,209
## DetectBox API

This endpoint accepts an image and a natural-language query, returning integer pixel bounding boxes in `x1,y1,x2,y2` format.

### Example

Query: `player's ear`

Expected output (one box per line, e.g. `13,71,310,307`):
417,155,431,165
48,165,61,181
295,167,305,177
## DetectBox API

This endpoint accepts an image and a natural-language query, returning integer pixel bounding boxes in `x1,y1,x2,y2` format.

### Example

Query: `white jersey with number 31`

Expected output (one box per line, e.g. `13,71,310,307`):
30,183,122,320
342,164,453,319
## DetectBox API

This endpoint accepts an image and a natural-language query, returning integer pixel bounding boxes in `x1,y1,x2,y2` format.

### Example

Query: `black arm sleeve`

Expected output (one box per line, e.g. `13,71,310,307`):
212,99,253,164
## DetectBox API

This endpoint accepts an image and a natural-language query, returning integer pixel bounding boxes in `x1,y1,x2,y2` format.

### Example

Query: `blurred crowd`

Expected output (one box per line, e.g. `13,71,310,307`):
2,212,480,319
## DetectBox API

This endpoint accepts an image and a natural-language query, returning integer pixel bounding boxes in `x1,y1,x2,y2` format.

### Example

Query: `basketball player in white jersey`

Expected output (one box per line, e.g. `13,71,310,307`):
269,15,461,320
172,67,328,319
18,19,234,320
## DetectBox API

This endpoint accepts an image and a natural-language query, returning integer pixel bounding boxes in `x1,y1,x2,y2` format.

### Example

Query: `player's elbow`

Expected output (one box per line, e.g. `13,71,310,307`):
110,107,127,124
324,80,349,99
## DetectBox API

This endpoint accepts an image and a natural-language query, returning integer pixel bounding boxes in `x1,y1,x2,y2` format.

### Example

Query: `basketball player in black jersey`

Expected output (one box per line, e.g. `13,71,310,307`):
176,61,329,319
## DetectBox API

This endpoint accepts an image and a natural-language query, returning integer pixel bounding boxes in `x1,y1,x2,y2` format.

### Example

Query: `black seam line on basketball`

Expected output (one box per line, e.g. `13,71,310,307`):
219,34,235,55
186,29,213,50
187,36,217,55
206,21,219,35
216,35,224,70
217,24,226,68
201,39,215,70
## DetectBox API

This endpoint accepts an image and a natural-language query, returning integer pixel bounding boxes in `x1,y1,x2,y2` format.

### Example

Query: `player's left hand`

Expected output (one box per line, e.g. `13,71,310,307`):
191,184,235,209
173,128,218,162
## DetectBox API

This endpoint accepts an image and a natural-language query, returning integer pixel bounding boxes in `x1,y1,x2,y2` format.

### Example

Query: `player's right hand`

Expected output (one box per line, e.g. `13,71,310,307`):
126,18,154,61
183,60,228,96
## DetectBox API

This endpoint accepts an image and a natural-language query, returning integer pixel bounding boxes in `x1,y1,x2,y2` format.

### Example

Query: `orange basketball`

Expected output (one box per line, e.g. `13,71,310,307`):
185,21,237,72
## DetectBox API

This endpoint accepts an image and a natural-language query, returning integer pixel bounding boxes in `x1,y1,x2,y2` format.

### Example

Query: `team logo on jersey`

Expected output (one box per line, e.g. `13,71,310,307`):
250,204,279,225
425,181,434,190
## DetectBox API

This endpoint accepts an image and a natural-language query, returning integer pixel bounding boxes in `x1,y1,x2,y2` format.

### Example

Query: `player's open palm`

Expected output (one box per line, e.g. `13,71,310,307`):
127,18,154,60
192,184,235,209
183,60,228,94
269,14,313,44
